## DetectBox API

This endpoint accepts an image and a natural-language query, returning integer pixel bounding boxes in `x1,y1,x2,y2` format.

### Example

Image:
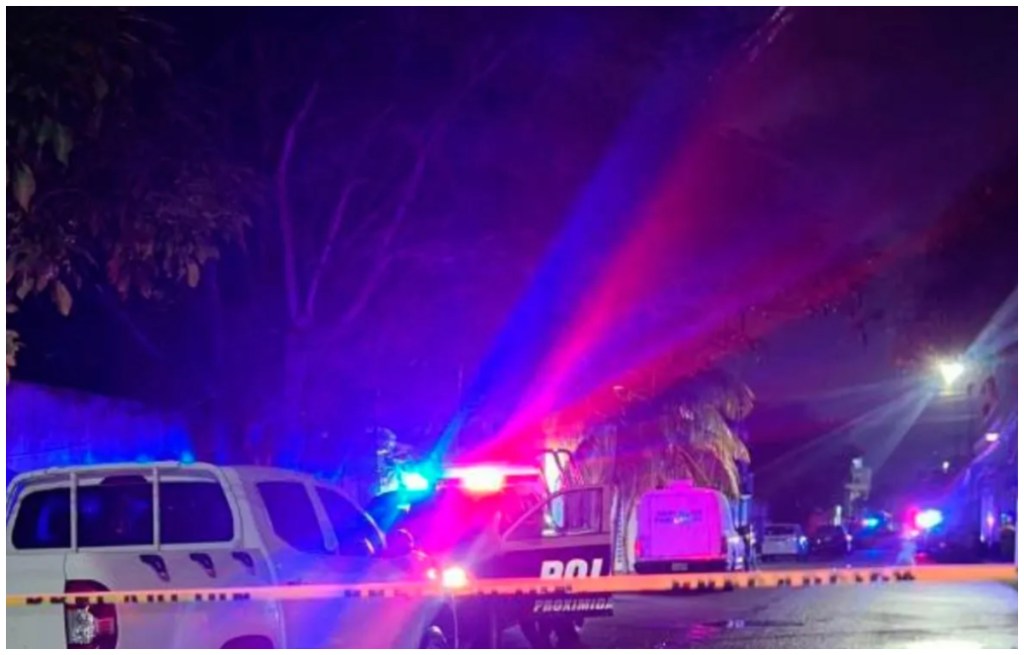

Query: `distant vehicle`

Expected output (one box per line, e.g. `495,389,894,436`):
371,462,615,648
760,523,809,560
809,524,852,558
7,462,448,649
851,521,900,551
633,480,745,573
914,511,983,563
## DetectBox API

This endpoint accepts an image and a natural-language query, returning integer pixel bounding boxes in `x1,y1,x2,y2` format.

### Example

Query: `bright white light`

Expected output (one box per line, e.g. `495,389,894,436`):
400,471,430,492
914,509,943,530
441,565,469,589
458,466,506,493
985,432,1000,443
937,359,966,386
941,460,950,473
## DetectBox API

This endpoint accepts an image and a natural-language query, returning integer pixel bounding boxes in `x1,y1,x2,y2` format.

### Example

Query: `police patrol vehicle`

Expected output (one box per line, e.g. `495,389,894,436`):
367,452,615,647
7,462,450,648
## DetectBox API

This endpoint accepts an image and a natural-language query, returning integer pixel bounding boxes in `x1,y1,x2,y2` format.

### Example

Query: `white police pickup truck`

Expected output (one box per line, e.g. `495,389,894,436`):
6,462,450,648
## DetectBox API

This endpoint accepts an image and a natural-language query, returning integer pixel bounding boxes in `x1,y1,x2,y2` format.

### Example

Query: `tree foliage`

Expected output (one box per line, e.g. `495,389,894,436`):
545,368,752,570
552,369,754,501
6,8,254,380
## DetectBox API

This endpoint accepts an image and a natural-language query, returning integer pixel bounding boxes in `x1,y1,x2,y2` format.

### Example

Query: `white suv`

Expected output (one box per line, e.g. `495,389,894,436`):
6,462,449,648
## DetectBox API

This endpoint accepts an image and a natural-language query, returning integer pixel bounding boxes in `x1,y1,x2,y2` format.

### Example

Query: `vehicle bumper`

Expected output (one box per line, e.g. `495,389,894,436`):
452,594,614,634
634,558,729,574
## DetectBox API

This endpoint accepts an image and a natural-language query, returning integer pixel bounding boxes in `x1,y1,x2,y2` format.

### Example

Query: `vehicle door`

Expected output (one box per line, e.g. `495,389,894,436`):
314,485,439,648
62,467,276,648
488,486,614,620
7,475,72,648
247,476,342,648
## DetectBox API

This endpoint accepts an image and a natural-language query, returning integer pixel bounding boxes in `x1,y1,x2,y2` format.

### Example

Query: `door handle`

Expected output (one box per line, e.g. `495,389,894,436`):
139,554,170,582
231,551,256,576
189,552,217,578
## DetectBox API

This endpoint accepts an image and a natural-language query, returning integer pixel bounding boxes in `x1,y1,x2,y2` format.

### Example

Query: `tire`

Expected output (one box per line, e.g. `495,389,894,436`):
553,619,582,648
222,636,273,649
419,625,450,649
520,620,552,648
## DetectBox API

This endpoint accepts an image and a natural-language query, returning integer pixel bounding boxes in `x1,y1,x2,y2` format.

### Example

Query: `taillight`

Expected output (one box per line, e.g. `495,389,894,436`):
634,537,644,559
65,580,117,649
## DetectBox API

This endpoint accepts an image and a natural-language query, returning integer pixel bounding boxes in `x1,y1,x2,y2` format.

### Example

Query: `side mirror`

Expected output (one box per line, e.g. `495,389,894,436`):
385,528,415,557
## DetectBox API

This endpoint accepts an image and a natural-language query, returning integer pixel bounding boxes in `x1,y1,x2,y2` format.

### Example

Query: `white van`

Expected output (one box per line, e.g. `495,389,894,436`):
632,480,744,573
6,462,448,648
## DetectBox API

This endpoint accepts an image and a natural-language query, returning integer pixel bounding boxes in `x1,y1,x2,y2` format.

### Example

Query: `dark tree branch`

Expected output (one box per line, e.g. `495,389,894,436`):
302,105,394,323
329,46,514,334
302,177,364,323
334,144,428,330
275,81,320,323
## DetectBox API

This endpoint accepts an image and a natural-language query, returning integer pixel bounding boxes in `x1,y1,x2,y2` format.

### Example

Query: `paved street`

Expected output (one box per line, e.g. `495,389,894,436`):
499,581,1017,648
589,582,1016,648
499,554,1018,648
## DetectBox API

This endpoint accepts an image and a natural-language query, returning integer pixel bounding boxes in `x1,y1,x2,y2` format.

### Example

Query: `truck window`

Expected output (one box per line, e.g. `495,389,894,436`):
316,488,383,556
257,481,328,553
78,480,154,547
12,488,71,549
765,525,798,537
13,479,234,549
507,487,603,541
160,482,234,544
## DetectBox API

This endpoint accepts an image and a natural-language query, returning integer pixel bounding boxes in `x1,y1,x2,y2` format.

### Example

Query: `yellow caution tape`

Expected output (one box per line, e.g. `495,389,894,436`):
6,564,1015,608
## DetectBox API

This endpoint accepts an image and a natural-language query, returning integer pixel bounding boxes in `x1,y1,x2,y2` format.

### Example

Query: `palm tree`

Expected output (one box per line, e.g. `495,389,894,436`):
554,369,754,571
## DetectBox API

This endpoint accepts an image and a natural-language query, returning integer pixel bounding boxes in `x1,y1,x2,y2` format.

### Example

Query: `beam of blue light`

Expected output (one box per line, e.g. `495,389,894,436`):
435,22,737,459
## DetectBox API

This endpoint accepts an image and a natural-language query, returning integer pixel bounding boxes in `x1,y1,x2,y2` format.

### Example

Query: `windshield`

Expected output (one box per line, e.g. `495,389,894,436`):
765,525,799,536
395,485,542,555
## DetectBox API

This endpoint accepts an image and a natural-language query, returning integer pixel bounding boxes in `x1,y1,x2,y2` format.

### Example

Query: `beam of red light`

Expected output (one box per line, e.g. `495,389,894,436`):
459,7,998,464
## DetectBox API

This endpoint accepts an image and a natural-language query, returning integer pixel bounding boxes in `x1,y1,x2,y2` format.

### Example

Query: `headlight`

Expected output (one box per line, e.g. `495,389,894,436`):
441,565,470,589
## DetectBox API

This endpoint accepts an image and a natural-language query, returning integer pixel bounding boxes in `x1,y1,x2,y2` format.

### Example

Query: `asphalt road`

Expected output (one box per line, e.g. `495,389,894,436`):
577,581,1018,649
499,554,1018,648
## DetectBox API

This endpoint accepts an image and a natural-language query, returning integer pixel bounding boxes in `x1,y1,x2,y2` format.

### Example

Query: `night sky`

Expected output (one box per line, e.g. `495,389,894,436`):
8,8,1017,509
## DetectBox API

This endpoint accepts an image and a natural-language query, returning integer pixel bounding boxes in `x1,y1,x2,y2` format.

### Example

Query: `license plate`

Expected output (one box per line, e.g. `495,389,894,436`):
671,562,689,572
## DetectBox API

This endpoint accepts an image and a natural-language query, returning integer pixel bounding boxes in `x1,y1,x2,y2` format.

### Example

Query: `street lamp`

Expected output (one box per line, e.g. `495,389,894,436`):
936,358,966,388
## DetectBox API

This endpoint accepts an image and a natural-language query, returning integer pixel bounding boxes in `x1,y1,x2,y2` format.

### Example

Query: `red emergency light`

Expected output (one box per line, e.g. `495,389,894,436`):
443,464,541,494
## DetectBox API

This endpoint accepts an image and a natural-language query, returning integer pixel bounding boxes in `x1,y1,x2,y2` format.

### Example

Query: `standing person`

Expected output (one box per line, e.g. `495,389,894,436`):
739,523,758,570
897,527,917,565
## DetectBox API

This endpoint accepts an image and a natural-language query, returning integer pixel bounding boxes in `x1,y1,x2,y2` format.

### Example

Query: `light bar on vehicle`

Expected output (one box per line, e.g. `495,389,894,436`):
456,466,506,493
442,464,541,494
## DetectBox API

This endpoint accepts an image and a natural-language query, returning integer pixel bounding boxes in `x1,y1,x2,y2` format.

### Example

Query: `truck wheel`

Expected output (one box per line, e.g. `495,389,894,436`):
419,625,449,649
553,619,582,647
519,620,553,648
222,636,273,649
